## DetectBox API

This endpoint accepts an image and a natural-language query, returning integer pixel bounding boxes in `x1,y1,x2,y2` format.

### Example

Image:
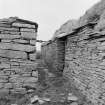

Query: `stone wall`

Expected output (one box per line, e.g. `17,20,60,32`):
64,24,105,104
0,17,38,94
41,38,66,76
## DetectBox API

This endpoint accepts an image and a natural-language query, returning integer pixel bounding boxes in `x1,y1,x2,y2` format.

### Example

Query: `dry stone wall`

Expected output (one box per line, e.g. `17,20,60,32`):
41,38,65,76
0,17,38,94
64,24,105,105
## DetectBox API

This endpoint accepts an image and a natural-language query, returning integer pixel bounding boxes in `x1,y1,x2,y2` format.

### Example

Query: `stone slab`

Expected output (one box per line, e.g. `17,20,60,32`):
30,40,36,45
0,49,27,59
13,39,29,44
29,53,36,61
12,22,35,28
20,28,35,32
24,77,38,83
0,43,36,52
0,34,21,39
1,31,20,35
21,32,37,40
0,27,19,31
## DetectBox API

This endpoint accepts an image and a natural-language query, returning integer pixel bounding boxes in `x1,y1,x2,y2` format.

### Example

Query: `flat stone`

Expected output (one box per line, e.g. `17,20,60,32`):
42,97,50,101
29,53,36,61
0,49,27,59
0,79,8,83
70,102,78,105
0,89,9,95
38,99,45,104
0,63,10,69
0,83,4,88
13,39,29,44
32,71,38,77
23,83,37,88
1,40,11,43
21,32,37,40
24,77,38,83
0,43,36,52
30,40,36,45
12,22,35,28
0,27,19,31
0,34,21,39
31,95,39,104
10,88,26,94
20,28,36,32
4,83,13,89
67,95,78,101
1,31,20,35
10,62,20,66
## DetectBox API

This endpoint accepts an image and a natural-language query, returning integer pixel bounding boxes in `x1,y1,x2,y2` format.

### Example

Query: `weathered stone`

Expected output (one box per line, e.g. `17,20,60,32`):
13,39,29,44
4,83,13,89
23,83,37,88
10,88,26,94
67,95,78,101
0,34,21,39
1,31,20,35
21,32,37,40
12,22,35,28
22,73,31,77
0,63,10,69
31,95,39,104
70,102,78,105
24,77,38,83
0,83,4,88
30,40,36,45
0,27,19,31
0,49,27,59
20,28,35,32
32,71,38,77
1,39,11,43
0,43,36,52
29,53,36,61
10,62,20,66
0,89,9,95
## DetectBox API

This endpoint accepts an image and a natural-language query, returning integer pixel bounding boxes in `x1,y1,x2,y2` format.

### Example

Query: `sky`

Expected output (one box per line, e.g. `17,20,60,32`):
0,0,101,50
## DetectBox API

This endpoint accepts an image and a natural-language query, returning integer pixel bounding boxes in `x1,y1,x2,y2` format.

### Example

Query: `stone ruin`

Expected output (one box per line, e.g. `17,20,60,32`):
0,17,38,94
41,0,105,104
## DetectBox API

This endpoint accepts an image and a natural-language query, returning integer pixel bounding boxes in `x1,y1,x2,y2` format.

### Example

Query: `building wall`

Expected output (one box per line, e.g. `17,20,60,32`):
64,26,105,104
0,18,38,94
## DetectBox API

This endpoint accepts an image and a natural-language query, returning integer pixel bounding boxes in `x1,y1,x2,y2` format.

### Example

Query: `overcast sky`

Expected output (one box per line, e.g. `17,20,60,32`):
0,0,101,50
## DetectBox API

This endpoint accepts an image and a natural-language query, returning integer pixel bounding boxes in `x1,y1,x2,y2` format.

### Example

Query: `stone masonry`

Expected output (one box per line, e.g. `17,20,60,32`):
0,17,38,94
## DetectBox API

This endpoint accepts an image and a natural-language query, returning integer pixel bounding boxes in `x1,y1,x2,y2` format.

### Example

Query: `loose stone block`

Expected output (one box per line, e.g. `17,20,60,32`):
21,32,37,40
0,49,27,59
